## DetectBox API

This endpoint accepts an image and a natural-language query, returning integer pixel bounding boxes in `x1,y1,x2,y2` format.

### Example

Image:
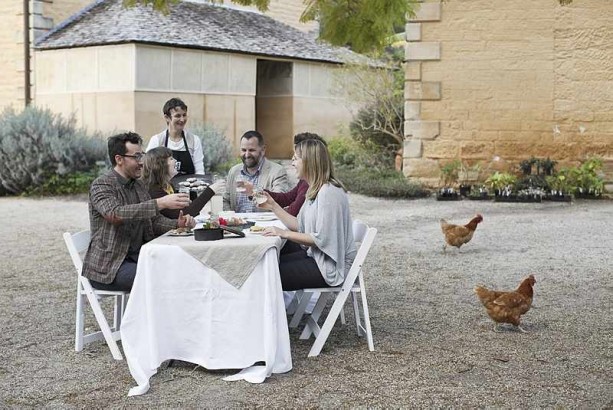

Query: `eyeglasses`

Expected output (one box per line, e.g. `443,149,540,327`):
121,153,144,161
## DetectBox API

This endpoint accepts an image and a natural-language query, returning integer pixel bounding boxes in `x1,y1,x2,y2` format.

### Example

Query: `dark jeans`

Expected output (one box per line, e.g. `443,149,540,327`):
279,250,329,291
90,253,138,292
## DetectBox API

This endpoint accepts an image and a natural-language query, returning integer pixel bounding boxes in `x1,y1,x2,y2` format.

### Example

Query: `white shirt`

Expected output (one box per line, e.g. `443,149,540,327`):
147,131,205,175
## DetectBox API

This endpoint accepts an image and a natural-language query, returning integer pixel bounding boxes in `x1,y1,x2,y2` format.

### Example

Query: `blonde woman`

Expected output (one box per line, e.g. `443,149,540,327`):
258,138,357,290
142,147,224,219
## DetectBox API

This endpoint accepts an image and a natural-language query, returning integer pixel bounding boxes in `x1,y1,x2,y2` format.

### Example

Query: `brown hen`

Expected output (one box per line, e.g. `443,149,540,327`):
440,214,483,252
475,274,536,333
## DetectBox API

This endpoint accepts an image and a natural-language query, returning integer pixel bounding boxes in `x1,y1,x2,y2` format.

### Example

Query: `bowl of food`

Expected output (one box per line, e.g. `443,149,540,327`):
194,227,223,241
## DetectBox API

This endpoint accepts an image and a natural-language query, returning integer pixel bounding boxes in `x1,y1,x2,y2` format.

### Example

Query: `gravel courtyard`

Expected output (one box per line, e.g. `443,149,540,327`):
0,195,611,408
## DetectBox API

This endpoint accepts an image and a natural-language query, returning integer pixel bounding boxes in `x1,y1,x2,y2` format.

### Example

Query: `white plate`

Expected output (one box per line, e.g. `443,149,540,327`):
247,215,278,221
168,229,194,236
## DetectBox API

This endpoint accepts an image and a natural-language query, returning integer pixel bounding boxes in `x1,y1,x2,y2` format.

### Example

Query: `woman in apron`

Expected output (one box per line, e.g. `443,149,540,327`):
164,130,195,176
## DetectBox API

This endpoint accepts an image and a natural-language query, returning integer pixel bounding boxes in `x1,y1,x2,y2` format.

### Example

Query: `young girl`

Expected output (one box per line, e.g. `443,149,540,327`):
258,138,357,290
142,147,224,219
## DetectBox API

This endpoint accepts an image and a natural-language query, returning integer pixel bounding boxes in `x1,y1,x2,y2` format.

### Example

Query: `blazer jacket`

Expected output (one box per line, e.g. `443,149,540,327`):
82,170,177,284
223,158,289,211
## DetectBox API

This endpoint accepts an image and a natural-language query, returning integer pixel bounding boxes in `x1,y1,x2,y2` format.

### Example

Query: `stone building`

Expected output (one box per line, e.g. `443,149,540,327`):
3,0,352,158
404,0,613,186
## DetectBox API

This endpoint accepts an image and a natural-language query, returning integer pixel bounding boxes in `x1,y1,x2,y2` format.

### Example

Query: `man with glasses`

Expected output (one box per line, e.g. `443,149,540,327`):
82,132,195,292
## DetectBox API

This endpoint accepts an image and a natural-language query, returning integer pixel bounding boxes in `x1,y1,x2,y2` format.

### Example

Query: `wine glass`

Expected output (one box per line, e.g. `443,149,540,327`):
235,174,247,193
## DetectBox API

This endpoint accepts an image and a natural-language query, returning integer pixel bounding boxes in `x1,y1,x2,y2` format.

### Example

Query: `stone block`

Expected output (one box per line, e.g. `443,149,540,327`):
404,138,422,158
423,140,459,159
403,158,440,184
404,101,421,120
405,23,421,42
405,42,441,61
405,120,440,140
405,62,421,80
409,2,441,22
405,81,441,100
460,141,495,159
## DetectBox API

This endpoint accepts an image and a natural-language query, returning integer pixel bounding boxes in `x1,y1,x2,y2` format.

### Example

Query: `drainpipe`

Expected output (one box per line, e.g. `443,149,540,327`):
23,0,31,106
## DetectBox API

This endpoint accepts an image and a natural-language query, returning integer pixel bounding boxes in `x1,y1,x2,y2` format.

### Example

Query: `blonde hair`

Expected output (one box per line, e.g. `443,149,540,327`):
141,147,173,190
296,139,345,200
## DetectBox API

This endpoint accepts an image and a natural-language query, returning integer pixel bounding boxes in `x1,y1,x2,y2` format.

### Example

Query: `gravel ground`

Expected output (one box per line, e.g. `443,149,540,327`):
0,195,612,408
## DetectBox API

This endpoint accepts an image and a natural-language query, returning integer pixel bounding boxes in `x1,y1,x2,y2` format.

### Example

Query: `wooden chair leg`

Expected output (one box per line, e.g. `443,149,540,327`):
351,291,362,336
300,293,329,340
307,290,351,357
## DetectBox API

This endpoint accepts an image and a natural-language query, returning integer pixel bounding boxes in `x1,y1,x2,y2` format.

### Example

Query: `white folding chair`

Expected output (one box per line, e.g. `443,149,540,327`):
63,231,128,360
296,220,377,357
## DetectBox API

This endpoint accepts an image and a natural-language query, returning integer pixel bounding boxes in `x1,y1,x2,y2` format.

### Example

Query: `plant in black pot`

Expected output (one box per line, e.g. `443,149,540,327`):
519,158,536,176
437,160,461,200
545,171,574,202
485,171,517,197
468,184,491,200
538,157,557,176
573,157,605,198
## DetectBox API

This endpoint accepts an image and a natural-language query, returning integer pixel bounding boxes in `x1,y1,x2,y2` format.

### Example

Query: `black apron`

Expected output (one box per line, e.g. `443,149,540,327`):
164,130,195,176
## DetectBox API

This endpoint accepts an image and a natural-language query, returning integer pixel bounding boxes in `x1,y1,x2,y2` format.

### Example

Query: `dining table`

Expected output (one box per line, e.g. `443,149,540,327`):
120,214,292,396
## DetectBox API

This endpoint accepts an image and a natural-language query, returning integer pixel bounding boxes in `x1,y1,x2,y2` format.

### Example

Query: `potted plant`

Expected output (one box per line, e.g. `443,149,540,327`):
458,162,482,196
437,160,461,200
545,171,574,202
573,157,605,198
538,157,557,176
519,158,536,176
485,172,517,197
468,184,491,200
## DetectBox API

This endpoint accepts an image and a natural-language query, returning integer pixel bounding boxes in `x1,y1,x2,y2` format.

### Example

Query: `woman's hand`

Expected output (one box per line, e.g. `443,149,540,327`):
177,211,196,228
256,191,279,211
209,180,226,195
262,226,287,238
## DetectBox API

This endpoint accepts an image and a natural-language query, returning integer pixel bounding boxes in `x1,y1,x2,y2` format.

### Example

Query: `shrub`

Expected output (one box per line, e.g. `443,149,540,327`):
336,167,429,198
190,123,234,173
328,136,394,169
0,106,106,195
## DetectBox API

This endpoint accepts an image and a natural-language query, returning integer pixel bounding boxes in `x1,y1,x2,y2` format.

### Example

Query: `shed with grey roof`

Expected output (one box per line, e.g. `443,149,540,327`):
34,0,361,157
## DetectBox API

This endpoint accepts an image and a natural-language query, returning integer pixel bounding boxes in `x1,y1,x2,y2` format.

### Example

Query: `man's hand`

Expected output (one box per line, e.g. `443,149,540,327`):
157,193,190,210
177,211,196,228
103,213,123,225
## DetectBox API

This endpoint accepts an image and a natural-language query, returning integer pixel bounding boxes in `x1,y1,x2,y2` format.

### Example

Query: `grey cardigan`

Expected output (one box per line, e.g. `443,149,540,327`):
298,183,357,286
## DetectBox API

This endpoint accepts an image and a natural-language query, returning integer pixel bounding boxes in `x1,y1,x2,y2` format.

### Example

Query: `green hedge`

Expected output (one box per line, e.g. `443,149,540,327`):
336,166,429,198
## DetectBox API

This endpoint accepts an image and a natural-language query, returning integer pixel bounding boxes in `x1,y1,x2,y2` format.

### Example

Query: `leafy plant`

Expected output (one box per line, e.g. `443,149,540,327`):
459,161,482,182
571,157,605,196
190,122,234,173
0,106,106,196
485,171,517,194
519,158,536,175
537,157,557,176
439,160,462,187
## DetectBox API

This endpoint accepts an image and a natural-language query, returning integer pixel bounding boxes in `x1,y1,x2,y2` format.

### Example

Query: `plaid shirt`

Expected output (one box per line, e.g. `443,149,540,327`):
223,158,290,212
82,170,177,284
234,161,264,213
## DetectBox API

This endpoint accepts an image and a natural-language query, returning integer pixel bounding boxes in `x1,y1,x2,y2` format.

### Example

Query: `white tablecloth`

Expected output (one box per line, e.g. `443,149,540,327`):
120,240,292,396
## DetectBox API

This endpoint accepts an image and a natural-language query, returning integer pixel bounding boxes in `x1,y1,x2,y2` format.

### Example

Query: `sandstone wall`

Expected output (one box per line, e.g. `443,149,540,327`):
0,2,27,109
404,0,613,186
